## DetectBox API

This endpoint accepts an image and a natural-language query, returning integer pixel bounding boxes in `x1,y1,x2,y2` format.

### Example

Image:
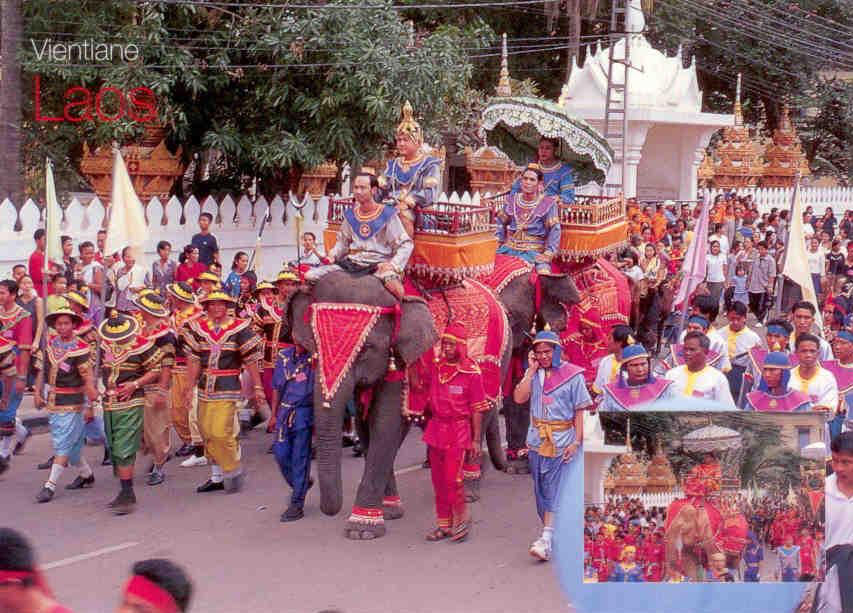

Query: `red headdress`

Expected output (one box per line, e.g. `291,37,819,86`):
440,322,480,376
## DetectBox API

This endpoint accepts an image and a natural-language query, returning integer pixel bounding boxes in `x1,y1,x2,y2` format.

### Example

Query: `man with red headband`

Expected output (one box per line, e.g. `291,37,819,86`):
0,527,75,613
423,323,489,543
116,558,192,613
514,326,590,562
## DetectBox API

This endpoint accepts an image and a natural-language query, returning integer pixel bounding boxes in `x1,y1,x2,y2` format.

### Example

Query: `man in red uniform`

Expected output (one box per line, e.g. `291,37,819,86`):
423,324,489,543
642,529,666,582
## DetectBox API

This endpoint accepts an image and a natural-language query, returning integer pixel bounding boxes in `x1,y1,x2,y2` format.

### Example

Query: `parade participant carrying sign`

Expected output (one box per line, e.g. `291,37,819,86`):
496,164,560,274
305,172,413,301
514,326,590,562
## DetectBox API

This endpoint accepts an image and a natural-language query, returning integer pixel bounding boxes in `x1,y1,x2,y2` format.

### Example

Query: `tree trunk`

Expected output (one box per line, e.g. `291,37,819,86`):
566,0,582,82
0,0,24,203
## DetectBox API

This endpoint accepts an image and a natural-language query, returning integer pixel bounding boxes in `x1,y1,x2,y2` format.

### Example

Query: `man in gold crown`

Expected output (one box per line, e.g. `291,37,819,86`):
379,101,442,239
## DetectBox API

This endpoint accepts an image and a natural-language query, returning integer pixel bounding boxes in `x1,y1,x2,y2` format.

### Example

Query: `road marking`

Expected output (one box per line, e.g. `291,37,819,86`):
394,463,423,477
43,542,140,570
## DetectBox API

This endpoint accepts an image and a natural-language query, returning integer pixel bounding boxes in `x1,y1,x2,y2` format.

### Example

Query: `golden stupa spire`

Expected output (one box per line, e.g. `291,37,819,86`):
496,33,512,97
733,73,744,126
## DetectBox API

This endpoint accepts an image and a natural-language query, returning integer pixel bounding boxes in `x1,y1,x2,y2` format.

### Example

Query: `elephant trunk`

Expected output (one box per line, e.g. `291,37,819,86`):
314,374,356,516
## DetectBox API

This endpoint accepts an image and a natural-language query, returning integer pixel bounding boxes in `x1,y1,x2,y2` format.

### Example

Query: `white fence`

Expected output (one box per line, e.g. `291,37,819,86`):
709,187,853,214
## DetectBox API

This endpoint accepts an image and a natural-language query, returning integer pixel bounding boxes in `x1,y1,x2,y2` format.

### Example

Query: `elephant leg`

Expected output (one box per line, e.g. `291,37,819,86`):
345,380,404,540
382,419,410,520
483,404,507,471
503,396,530,475
314,379,353,517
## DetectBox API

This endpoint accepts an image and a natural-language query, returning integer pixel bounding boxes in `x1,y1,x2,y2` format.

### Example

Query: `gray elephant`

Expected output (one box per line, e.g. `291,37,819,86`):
289,271,438,540
481,267,581,473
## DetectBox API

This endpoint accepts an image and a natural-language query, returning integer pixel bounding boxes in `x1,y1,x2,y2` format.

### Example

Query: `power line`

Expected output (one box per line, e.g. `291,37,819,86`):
150,0,555,10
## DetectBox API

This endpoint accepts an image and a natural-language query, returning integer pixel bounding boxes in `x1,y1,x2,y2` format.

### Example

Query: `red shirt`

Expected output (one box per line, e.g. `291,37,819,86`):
423,359,488,449
176,262,208,290
29,250,46,297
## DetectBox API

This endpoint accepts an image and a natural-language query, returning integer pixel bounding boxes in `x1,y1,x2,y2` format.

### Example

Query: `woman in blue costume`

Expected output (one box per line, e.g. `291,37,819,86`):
496,164,560,274
510,137,575,204
609,546,645,582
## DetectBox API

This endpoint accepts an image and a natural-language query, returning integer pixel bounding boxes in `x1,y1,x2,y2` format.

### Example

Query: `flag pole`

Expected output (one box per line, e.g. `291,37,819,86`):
773,174,801,318
247,203,271,273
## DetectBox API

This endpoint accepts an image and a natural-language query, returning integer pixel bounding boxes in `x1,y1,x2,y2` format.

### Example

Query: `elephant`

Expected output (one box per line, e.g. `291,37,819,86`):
288,270,438,540
480,254,582,473
664,502,721,581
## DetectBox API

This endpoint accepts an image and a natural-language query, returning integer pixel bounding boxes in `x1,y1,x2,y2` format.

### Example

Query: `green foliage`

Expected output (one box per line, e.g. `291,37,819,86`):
797,78,853,185
20,0,482,194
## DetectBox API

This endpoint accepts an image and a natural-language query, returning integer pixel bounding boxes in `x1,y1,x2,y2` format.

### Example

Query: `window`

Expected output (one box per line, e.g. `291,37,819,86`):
797,426,811,450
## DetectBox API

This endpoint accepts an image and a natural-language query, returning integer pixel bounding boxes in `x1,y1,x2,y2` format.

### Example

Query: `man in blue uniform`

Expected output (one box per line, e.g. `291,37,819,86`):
271,343,315,522
513,326,590,562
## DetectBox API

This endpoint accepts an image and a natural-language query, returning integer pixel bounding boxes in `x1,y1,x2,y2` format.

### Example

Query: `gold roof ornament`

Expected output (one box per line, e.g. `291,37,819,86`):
396,101,423,145
761,103,811,187
496,33,512,97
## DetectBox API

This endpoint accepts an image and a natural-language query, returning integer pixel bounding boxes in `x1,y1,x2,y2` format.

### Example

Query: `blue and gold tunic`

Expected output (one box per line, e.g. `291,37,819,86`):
496,193,561,267
511,161,575,204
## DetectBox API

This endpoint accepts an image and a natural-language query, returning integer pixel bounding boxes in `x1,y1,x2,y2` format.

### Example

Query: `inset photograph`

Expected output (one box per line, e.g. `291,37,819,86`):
583,412,827,583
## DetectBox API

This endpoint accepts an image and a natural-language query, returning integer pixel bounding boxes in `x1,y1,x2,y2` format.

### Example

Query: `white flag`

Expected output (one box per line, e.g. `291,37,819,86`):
781,183,822,328
104,149,149,260
45,159,63,264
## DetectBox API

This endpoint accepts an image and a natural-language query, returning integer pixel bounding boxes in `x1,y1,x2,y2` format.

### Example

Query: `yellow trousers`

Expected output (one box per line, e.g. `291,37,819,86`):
197,399,241,473
142,392,172,465
171,372,202,445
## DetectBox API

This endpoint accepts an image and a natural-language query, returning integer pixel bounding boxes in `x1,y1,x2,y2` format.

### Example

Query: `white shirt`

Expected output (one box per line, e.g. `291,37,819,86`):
623,265,643,283
709,233,730,257
593,353,623,395
717,325,762,369
665,364,736,408
791,333,835,361
807,247,826,275
788,365,838,410
706,253,727,283
825,473,853,547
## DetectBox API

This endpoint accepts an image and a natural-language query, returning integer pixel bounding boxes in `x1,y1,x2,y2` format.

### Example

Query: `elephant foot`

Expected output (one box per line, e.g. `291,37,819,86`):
505,459,530,475
345,506,386,540
382,496,405,520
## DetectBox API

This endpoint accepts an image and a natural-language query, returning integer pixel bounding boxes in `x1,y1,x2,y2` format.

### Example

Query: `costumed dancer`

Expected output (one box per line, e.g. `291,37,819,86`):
423,324,489,543
33,307,98,502
641,529,665,582
744,352,812,412
664,331,736,408
253,270,298,416
0,280,33,474
510,137,575,204
183,291,264,494
742,531,764,582
305,172,413,301
98,312,163,515
513,326,590,562
116,558,193,613
165,282,205,465
271,342,315,522
379,100,442,238
132,293,176,486
717,302,761,401
608,546,645,582
599,344,674,411
496,164,561,275
798,527,818,581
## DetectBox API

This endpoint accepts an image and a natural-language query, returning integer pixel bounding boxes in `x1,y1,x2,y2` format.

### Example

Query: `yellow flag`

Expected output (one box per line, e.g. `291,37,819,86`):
45,159,63,263
104,149,149,260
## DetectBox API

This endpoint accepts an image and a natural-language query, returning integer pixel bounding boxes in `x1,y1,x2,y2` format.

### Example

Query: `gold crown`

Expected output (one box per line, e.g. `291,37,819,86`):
395,101,423,145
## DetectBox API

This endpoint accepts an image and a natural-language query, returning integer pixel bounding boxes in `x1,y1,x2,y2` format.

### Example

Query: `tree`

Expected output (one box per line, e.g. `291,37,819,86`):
798,77,853,185
20,1,484,195
0,0,24,203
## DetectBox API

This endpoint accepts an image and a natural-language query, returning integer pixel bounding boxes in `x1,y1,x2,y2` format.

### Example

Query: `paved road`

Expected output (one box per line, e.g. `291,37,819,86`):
2,424,568,613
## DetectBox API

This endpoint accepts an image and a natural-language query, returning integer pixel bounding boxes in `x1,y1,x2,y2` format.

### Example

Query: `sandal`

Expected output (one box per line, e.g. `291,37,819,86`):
451,520,470,543
425,527,451,542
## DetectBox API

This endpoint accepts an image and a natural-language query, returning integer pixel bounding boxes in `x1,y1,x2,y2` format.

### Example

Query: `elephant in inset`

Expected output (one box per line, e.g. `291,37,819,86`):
664,502,721,581
288,271,437,540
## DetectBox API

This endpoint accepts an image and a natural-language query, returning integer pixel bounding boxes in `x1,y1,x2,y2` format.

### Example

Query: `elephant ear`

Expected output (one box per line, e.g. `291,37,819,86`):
288,290,317,354
396,300,438,365
540,273,581,306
